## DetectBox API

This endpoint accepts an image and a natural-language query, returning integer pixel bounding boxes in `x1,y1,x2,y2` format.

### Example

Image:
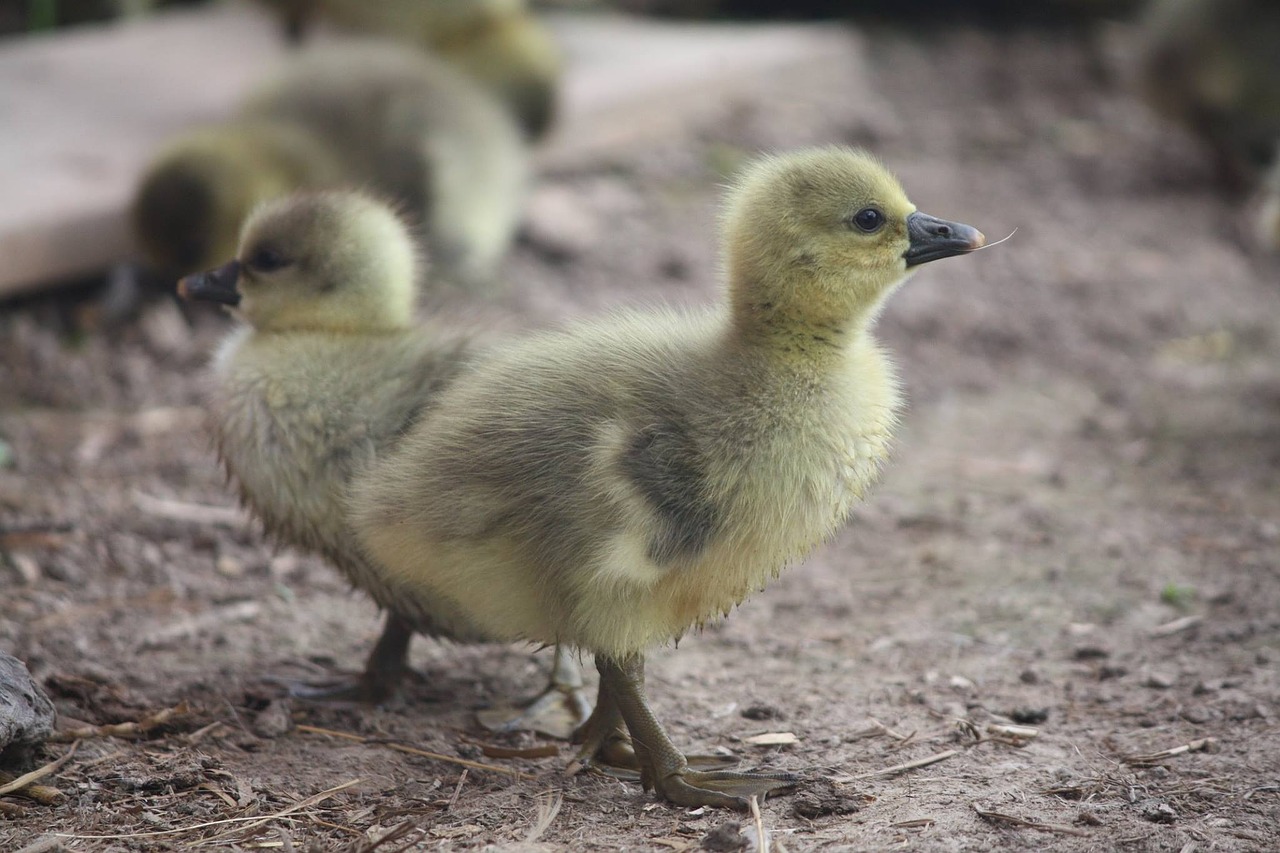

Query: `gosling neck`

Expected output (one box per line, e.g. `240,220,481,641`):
727,270,876,373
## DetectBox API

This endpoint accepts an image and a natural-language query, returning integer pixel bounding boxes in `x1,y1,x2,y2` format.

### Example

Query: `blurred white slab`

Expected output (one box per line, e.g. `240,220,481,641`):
0,3,854,297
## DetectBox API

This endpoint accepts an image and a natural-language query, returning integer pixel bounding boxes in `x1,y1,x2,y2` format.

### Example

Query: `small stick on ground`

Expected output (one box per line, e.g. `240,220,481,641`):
866,718,911,742
47,703,190,742
446,769,468,811
847,748,960,781
132,491,245,527
1123,738,1217,766
985,723,1039,743
0,774,62,805
0,741,78,798
295,724,530,780
0,521,74,550
972,804,1089,837
750,795,769,853
1150,615,1202,637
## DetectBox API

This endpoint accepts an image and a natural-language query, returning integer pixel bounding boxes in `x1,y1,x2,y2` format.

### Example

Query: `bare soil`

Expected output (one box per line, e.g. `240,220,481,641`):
3,20,1279,853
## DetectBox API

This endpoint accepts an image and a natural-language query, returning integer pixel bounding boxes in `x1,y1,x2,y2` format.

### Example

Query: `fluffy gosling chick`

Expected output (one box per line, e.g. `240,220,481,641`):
259,0,561,141
179,190,588,724
352,147,986,809
135,42,528,286
179,190,466,701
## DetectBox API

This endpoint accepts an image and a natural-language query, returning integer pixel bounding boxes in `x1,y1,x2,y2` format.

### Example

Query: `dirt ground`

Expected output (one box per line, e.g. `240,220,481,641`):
3,18,1279,853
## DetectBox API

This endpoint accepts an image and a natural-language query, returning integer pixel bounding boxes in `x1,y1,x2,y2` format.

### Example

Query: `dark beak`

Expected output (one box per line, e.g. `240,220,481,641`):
904,212,986,267
177,260,242,306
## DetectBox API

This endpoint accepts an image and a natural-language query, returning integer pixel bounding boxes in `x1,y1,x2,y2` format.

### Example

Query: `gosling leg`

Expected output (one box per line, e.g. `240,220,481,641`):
571,673,636,770
572,660,739,776
599,654,797,810
289,613,412,705
476,645,594,739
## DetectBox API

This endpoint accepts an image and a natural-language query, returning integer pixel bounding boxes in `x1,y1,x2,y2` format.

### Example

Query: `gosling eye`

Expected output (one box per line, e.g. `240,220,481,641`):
849,207,885,233
247,246,291,273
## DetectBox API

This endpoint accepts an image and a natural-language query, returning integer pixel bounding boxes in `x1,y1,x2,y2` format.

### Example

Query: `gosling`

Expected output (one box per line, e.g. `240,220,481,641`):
352,147,986,809
259,0,561,141
179,191,587,724
134,41,528,286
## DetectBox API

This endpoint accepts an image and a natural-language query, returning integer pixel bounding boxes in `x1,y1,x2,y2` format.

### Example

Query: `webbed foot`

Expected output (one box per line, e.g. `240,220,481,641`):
595,654,797,809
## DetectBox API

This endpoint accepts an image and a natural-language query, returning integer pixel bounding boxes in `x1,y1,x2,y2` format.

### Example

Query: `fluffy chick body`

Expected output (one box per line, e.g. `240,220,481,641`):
354,308,898,658
354,147,977,659
197,192,473,631
212,328,470,622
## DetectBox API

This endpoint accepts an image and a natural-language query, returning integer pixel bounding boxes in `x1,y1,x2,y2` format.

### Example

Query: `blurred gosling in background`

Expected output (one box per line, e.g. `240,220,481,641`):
259,0,562,141
1136,0,1280,249
133,41,529,289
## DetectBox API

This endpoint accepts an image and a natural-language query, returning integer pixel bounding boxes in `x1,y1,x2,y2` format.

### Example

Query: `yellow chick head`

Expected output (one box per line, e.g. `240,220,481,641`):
178,191,420,334
723,146,985,333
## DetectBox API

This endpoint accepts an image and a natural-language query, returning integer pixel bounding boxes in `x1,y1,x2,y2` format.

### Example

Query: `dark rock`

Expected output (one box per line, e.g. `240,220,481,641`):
701,820,747,851
251,698,294,739
1009,707,1049,724
740,703,784,721
1138,799,1178,824
791,779,865,819
0,653,56,769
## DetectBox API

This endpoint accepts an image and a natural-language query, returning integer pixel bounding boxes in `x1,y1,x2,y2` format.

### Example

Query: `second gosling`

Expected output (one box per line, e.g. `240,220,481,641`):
179,191,587,722
352,147,986,809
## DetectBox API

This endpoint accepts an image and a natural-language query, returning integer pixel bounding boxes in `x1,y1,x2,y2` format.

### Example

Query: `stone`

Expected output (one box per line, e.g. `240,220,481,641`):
0,653,56,768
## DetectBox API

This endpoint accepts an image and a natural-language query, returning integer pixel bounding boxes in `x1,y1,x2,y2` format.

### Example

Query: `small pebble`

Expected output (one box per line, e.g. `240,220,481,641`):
701,820,747,851
740,704,783,721
251,699,294,739
1139,800,1178,824
1009,707,1049,724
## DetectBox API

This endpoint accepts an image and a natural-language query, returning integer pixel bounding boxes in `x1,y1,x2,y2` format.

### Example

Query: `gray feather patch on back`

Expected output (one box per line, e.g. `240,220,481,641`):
619,418,719,565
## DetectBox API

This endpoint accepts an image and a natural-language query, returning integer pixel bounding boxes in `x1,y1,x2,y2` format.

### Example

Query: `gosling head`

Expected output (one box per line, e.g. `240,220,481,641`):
177,191,420,334
724,146,985,337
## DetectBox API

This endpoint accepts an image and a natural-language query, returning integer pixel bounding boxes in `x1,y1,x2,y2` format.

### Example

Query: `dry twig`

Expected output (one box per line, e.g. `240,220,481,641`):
1150,616,1202,637
984,723,1039,743
972,804,1089,837
445,770,468,811
295,724,530,779
841,748,960,781
0,741,78,799
48,703,190,742
132,491,245,528
1123,738,1217,766
750,795,769,853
